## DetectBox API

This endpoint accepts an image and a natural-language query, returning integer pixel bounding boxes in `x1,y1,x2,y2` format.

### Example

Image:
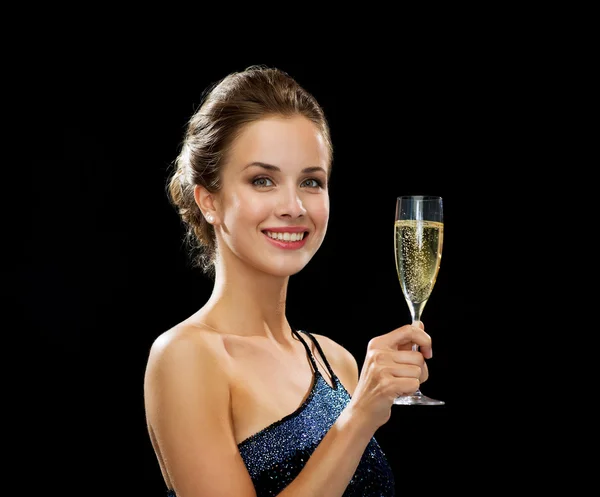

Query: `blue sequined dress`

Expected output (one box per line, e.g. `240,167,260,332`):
166,329,395,496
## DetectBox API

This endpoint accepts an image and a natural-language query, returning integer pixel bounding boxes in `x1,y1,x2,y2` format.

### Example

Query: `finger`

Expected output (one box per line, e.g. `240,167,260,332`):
377,350,427,382
377,349,425,367
381,364,422,380
384,376,421,396
411,321,432,358
375,325,432,352
407,324,432,359
395,377,421,396
420,361,429,383
418,341,433,360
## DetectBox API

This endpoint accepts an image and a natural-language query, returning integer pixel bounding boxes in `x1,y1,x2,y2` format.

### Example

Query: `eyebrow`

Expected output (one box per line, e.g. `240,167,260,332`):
242,161,327,175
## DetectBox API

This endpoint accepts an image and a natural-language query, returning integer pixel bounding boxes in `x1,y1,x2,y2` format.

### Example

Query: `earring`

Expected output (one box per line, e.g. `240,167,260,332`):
205,214,214,223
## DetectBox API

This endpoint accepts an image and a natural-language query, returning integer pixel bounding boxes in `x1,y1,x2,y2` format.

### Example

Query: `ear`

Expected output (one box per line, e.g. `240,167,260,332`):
193,185,220,225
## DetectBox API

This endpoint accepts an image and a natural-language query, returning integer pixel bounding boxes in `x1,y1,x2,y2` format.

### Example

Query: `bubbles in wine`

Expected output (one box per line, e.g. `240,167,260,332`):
394,220,443,304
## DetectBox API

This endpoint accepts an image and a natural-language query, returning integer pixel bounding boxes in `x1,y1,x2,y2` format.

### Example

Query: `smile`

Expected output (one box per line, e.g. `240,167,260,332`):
264,231,305,241
262,230,309,250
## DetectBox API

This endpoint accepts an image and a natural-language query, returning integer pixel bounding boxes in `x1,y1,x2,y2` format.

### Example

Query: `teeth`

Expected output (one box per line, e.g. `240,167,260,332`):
265,231,305,241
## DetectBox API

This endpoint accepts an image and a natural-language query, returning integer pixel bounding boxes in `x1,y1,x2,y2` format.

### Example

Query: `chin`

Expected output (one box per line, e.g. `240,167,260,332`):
257,255,312,278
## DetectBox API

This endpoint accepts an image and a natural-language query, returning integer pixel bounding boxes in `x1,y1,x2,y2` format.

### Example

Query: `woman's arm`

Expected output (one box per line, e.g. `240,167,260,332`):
278,404,374,496
284,323,431,496
144,331,257,497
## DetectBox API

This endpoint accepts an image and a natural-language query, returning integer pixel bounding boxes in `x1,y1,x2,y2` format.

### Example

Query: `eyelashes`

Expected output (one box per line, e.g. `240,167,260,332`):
252,177,273,188
251,176,325,189
302,178,323,188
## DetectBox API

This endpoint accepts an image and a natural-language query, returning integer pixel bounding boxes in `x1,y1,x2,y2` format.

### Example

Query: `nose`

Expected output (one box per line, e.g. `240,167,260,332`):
275,185,307,219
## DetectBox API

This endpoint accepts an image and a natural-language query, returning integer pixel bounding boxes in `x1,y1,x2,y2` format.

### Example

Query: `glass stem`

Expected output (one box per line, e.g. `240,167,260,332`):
409,304,427,396
410,306,421,353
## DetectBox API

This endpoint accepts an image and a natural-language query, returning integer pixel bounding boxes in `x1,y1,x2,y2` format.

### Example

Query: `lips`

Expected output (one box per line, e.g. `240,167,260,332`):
262,229,309,250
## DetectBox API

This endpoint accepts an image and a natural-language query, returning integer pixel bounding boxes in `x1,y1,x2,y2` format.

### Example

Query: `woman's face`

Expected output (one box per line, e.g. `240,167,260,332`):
214,115,330,277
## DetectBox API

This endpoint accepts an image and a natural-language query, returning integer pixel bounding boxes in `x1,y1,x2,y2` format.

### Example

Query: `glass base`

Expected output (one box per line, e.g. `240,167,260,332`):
393,389,445,406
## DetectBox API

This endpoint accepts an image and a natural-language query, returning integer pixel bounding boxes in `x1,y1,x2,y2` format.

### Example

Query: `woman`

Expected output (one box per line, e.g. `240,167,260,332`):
144,65,433,497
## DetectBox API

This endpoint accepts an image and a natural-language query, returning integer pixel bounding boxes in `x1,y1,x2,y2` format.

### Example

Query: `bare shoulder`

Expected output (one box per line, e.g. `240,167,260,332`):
144,323,233,394
148,324,225,366
309,332,360,395
147,323,227,362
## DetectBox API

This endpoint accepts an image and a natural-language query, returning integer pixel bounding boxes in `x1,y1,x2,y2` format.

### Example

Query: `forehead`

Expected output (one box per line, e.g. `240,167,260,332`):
226,115,330,172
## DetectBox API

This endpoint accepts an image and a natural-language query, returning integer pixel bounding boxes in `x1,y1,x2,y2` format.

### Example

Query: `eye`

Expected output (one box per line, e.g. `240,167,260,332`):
301,178,324,188
252,177,274,188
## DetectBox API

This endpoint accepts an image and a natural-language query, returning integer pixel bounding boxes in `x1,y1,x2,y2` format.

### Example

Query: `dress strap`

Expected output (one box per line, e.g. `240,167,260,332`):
293,329,338,382
291,329,319,374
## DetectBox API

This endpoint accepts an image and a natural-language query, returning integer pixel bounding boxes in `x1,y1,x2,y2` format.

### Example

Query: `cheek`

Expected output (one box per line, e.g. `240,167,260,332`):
226,191,273,224
310,197,330,226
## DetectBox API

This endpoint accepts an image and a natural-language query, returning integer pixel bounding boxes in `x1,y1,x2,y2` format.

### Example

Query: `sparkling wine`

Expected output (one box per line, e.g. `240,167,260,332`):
394,219,443,313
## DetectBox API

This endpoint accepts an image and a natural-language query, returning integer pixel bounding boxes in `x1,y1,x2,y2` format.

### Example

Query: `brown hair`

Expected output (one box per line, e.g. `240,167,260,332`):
166,65,333,276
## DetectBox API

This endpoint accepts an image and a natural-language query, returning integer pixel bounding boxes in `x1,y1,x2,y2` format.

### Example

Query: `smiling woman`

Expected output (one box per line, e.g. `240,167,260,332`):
196,113,331,277
143,65,434,497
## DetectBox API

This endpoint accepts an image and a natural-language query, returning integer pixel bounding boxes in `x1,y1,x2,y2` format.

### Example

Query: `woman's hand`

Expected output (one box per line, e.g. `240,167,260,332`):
348,321,432,431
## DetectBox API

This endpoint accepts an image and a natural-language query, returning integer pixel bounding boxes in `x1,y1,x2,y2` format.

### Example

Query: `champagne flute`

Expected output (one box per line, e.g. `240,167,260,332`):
393,195,445,406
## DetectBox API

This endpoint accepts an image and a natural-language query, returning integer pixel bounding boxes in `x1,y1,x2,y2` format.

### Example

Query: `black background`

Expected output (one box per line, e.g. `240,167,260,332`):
21,45,543,495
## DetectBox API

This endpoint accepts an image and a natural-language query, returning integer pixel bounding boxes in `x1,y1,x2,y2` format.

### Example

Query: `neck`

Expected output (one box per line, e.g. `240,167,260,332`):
197,254,293,345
